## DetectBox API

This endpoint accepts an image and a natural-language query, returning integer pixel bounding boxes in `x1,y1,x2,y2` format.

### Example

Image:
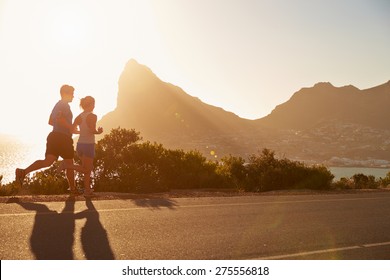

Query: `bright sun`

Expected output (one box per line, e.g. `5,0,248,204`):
41,3,92,54
49,12,87,49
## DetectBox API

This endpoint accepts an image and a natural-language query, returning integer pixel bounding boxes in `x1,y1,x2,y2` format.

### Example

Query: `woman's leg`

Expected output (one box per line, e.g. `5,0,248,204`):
82,156,94,195
58,160,86,173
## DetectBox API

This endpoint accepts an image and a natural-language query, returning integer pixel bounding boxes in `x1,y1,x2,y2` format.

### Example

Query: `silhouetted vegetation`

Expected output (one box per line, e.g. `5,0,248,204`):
1,128,390,196
0,175,18,196
333,172,388,190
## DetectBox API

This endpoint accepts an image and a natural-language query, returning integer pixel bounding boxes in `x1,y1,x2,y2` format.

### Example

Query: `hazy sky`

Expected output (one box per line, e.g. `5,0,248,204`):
1,0,389,138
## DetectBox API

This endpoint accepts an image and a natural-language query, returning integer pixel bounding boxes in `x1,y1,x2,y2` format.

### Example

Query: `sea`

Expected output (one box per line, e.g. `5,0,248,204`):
328,167,389,181
0,138,45,184
1,138,389,184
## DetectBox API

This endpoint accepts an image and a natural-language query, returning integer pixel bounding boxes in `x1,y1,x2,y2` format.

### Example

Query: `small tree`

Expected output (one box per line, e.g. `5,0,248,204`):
244,148,333,192
379,171,390,187
352,173,379,189
217,155,247,189
94,127,142,192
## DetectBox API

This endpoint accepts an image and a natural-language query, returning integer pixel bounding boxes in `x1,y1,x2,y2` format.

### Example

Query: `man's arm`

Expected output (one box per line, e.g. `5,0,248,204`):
48,111,61,126
48,115,54,126
48,109,73,131
72,115,81,134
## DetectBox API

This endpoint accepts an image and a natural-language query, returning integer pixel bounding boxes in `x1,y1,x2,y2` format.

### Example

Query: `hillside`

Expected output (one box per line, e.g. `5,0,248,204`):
98,59,390,165
257,81,390,130
98,59,254,156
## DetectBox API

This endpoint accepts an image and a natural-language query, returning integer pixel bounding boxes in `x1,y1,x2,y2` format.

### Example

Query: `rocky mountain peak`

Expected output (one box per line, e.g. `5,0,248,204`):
313,82,334,88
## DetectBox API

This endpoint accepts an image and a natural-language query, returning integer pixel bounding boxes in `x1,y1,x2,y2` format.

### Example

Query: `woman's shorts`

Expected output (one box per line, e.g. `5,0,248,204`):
46,132,74,159
76,143,95,158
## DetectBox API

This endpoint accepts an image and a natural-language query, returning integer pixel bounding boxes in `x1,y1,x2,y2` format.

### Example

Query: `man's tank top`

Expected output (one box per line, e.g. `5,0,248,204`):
78,112,95,144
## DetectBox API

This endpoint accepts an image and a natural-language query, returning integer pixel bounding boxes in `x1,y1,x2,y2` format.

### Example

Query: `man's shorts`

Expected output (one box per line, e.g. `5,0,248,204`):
46,131,74,160
76,143,95,158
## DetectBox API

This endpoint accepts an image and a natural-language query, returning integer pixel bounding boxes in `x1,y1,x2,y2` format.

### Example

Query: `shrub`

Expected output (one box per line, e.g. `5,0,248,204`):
93,127,142,192
379,171,390,187
294,165,334,190
351,173,379,189
0,176,20,196
332,177,353,189
216,155,247,190
93,128,221,192
244,149,333,192
27,165,69,195
333,173,381,190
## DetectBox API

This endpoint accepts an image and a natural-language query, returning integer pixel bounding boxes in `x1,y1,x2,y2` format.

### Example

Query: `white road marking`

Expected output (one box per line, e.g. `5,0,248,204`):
255,241,390,260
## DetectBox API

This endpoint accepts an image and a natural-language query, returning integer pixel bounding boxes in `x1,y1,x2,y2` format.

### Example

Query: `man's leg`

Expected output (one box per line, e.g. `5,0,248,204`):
63,158,76,191
15,154,57,185
24,154,57,175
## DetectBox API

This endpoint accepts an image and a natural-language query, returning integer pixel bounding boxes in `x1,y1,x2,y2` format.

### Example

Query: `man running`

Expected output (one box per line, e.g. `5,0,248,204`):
15,84,77,194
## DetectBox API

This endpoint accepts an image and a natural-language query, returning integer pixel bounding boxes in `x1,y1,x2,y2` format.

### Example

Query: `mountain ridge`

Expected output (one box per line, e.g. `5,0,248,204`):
98,59,390,163
257,80,390,130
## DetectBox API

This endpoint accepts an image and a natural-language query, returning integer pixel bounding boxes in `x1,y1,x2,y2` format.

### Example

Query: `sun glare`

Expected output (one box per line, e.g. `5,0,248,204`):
40,3,92,55
49,12,87,49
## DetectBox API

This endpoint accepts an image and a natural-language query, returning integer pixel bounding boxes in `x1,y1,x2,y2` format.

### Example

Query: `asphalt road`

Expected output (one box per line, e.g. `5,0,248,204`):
1,192,390,260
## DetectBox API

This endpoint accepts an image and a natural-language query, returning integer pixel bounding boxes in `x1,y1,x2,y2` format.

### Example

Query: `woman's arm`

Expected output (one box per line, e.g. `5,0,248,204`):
86,114,103,134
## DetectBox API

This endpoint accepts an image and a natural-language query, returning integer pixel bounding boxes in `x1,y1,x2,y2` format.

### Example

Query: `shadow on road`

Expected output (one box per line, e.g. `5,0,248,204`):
75,198,115,259
9,197,76,259
132,198,178,210
7,197,115,260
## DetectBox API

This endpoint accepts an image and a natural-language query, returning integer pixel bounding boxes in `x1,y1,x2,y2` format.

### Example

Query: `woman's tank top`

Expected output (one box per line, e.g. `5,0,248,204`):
78,112,95,144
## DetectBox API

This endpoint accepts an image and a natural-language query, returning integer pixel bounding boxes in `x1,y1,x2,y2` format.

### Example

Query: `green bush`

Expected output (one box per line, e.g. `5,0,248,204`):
332,177,353,189
379,171,390,187
93,128,223,192
27,165,69,195
244,149,333,192
93,127,142,192
216,155,247,190
294,165,334,190
0,176,20,196
166,149,221,189
333,173,382,190
351,173,379,189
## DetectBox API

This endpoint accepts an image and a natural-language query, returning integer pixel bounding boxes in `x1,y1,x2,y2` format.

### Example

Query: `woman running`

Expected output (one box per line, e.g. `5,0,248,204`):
59,96,103,196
